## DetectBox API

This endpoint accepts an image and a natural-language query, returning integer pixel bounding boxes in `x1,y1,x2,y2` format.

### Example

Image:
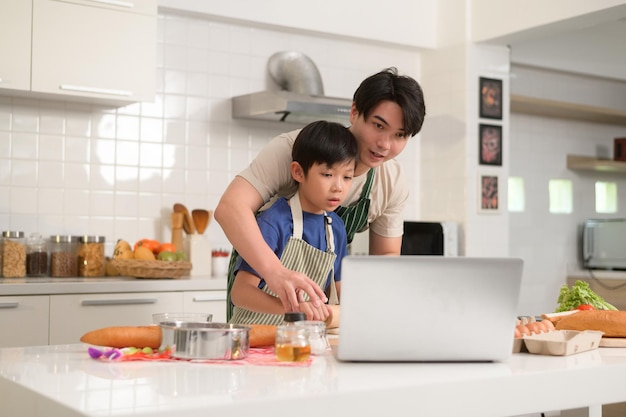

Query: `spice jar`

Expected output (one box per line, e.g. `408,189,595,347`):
49,235,79,277
78,235,106,277
26,233,48,277
275,312,311,362
300,320,331,355
1,231,26,278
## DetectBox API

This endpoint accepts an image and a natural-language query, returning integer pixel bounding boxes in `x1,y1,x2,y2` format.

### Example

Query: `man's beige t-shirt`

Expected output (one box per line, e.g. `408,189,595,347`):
238,129,409,238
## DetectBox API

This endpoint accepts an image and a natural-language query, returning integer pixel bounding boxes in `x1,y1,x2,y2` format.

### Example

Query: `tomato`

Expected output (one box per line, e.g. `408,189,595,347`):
134,239,161,254
576,304,595,310
158,243,176,254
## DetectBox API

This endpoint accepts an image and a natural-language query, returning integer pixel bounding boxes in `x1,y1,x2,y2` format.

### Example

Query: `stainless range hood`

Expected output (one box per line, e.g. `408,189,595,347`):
232,90,352,125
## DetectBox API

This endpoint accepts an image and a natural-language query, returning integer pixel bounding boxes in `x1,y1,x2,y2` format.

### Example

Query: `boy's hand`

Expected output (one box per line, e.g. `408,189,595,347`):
298,300,331,322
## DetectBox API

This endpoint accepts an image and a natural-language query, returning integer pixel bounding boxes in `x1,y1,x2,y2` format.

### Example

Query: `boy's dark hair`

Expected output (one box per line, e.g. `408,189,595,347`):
353,67,426,137
292,120,358,174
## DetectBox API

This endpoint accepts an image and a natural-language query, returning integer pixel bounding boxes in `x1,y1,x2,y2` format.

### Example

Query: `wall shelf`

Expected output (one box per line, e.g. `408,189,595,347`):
511,95,626,126
566,154,626,173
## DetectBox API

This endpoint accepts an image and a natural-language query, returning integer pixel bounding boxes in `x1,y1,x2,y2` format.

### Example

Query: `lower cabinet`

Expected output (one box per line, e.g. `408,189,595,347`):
183,290,228,323
0,289,228,347
49,292,183,345
0,295,49,348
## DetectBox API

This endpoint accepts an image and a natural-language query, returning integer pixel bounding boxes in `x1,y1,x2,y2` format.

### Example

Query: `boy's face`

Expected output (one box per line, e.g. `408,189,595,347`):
292,160,355,214
349,100,409,175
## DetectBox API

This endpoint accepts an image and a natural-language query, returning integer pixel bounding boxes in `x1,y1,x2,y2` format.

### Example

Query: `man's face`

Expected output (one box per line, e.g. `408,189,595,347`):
348,100,409,175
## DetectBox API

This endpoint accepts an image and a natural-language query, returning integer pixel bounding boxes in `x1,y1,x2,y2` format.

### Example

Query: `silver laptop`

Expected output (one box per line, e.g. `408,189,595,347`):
336,255,523,362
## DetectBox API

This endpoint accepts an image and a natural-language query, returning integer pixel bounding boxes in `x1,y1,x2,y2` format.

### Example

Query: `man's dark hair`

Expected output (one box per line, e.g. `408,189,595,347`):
353,67,426,137
292,120,358,174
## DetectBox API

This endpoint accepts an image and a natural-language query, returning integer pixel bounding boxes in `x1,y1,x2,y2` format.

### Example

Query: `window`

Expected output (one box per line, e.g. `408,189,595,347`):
508,177,525,212
549,179,572,214
596,181,617,213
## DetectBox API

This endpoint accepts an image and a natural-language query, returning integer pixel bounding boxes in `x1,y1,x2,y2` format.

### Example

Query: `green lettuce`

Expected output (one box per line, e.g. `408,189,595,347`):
555,280,617,312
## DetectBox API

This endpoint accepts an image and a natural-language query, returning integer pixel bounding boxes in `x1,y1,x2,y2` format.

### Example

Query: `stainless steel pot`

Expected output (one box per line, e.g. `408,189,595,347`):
164,322,250,360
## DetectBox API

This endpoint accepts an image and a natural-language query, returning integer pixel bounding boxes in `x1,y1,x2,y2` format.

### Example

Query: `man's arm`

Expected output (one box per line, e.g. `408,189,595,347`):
214,176,327,312
368,230,402,255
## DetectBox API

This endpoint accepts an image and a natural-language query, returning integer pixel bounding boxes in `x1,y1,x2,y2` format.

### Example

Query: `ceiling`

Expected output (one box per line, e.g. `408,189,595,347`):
490,8,626,82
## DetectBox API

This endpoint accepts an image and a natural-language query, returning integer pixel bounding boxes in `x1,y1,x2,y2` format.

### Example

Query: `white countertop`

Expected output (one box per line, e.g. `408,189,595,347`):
0,276,227,296
2,343,626,417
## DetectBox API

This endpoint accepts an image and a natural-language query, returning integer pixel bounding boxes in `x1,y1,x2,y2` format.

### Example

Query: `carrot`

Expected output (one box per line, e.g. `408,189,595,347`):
249,324,277,347
80,325,162,349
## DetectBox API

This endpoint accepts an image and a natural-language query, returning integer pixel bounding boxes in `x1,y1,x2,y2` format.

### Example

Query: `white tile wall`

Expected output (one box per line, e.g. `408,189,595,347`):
510,66,626,315
0,11,421,255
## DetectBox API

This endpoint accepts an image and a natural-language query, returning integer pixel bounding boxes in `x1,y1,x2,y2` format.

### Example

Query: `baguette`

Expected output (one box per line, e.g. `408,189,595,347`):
249,324,277,347
555,310,626,337
80,325,162,349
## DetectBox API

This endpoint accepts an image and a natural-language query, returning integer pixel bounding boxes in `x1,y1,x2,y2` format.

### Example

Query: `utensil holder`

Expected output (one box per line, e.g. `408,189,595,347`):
186,234,212,277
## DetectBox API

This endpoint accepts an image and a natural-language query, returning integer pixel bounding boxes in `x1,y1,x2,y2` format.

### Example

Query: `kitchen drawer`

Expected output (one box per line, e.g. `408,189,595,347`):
49,292,183,345
183,291,227,323
0,295,49,348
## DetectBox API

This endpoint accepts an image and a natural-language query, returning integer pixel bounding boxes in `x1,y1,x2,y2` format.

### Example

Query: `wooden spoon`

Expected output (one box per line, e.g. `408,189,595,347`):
192,209,212,235
173,203,196,234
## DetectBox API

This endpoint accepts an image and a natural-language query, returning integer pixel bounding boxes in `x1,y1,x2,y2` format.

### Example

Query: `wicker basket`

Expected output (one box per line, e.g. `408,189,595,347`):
111,259,192,279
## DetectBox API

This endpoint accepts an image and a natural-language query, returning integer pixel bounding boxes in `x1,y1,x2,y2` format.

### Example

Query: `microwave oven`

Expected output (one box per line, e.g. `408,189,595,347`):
582,218,626,270
401,221,458,256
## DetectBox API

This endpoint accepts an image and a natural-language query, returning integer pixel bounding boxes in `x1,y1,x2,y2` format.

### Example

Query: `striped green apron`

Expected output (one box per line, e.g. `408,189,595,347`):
226,168,375,321
229,191,338,325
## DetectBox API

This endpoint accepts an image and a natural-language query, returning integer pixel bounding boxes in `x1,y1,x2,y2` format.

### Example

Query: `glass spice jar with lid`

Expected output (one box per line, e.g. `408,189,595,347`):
49,235,79,277
1,231,26,278
275,312,311,362
77,235,106,277
26,233,48,277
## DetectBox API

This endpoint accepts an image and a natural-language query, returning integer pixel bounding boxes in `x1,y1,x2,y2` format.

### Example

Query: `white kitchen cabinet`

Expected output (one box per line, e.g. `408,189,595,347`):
0,0,32,92
49,292,183,345
183,290,227,323
0,295,49,348
31,0,157,104
0,0,156,105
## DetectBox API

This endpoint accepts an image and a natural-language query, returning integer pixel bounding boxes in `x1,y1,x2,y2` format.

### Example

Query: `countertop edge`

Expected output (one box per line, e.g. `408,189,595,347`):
0,276,227,295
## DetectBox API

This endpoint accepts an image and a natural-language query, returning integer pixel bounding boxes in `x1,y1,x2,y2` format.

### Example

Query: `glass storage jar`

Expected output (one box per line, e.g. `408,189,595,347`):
78,235,106,277
299,320,331,355
49,235,79,277
275,312,310,362
26,233,48,277
1,231,26,278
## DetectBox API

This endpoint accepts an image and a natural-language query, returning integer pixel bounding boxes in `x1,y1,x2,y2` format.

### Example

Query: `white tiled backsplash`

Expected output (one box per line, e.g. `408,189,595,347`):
0,12,421,254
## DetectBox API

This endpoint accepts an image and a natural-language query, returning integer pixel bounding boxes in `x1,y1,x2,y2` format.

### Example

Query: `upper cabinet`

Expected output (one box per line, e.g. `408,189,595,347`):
0,0,32,92
0,0,157,105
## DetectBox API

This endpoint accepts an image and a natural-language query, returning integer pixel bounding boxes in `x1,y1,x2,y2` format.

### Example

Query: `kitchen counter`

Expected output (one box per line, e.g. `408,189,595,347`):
1,343,626,417
0,276,227,295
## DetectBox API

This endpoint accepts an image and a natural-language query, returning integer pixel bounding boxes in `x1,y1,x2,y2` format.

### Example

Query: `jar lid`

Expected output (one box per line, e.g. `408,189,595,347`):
26,233,46,245
284,312,306,323
2,231,25,238
78,235,106,243
50,235,78,243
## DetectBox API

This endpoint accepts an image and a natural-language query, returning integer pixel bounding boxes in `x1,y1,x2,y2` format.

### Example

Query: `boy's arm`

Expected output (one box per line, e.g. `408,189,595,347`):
231,270,284,315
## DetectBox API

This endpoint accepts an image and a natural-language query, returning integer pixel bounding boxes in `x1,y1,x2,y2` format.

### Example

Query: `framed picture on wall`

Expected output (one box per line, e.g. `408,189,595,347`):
479,124,502,166
478,174,500,213
479,77,503,120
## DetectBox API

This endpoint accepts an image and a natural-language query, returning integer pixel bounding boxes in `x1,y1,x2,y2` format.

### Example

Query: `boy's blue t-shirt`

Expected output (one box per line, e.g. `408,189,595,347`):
234,197,348,290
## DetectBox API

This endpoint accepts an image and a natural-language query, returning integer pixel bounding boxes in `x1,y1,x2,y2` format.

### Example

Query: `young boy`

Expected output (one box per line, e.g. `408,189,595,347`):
229,121,358,325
